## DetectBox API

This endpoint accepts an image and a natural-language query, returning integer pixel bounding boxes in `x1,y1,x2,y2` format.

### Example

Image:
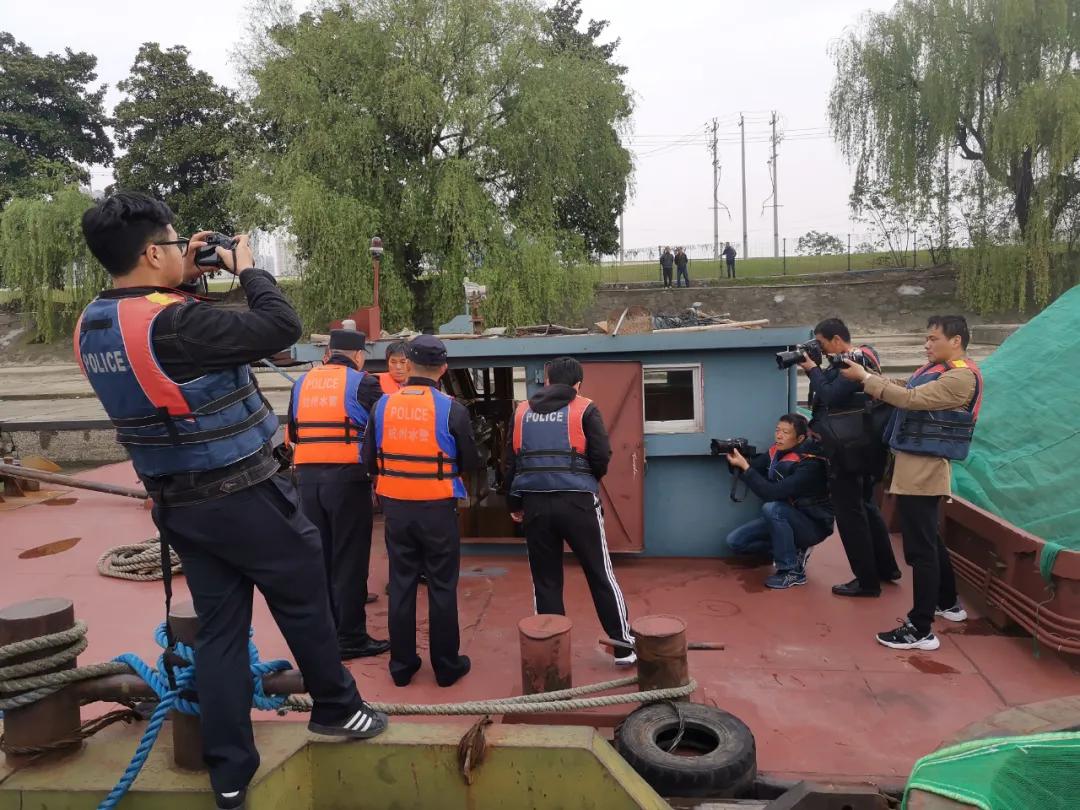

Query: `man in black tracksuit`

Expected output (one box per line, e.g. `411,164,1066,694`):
659,247,675,288
801,318,900,597
503,357,635,665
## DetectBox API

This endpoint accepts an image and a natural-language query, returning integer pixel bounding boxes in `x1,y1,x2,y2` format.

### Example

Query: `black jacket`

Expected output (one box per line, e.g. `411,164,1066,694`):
287,354,385,483
96,269,301,503
659,251,675,271
740,442,833,533
807,343,882,420
722,245,736,261
503,384,611,509
361,376,482,489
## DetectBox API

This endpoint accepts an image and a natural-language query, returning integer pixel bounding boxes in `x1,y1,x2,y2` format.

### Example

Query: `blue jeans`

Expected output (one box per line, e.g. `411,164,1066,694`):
726,502,823,572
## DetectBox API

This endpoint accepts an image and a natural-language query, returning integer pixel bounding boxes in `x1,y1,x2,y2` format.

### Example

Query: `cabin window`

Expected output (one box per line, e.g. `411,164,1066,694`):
642,364,703,433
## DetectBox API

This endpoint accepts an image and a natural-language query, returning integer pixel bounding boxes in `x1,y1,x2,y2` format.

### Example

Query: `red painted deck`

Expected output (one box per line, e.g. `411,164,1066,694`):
3,462,1078,784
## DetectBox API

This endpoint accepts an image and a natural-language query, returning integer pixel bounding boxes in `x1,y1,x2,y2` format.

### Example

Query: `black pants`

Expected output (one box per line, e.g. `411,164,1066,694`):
676,267,689,287
382,497,464,682
298,476,373,646
522,492,633,645
897,494,958,635
662,268,673,287
726,260,736,278
154,475,362,794
830,471,899,591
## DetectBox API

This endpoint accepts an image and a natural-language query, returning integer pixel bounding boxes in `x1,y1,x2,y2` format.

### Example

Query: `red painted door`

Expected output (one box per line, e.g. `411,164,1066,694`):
579,362,645,552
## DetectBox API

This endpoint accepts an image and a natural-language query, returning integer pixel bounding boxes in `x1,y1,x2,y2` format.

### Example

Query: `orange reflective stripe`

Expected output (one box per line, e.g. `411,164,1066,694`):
293,365,359,465
511,401,529,453
73,312,86,376
117,295,189,416
567,396,590,453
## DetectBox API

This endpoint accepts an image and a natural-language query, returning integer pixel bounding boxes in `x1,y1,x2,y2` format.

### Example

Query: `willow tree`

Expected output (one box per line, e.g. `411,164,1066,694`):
829,0,1080,310
0,186,108,341
234,0,632,331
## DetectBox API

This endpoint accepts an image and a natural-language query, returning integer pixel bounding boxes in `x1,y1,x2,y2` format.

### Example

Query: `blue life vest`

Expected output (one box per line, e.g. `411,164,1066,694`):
75,291,278,479
886,359,983,461
510,396,599,495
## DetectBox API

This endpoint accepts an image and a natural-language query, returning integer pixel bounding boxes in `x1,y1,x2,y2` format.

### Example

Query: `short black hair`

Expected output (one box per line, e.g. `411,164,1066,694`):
927,315,970,349
778,413,809,439
385,340,408,359
81,192,175,277
545,356,584,386
814,318,851,342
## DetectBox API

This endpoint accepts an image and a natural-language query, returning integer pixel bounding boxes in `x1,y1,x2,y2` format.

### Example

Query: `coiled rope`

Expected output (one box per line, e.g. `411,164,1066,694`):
97,536,181,581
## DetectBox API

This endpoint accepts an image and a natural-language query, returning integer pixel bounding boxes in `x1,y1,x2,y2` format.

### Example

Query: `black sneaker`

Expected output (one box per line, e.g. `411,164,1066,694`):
795,547,813,574
307,703,389,739
876,620,940,651
216,788,246,810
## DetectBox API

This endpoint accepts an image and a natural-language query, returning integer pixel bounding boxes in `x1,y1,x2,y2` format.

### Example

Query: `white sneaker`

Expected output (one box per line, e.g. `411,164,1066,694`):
614,651,637,666
935,604,968,622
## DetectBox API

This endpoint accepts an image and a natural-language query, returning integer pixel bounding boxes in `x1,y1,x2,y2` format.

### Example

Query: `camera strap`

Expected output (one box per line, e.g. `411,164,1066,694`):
729,469,749,503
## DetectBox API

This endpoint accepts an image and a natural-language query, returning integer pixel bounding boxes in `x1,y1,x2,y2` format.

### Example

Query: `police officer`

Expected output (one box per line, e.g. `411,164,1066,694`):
800,318,901,597
503,357,635,665
840,315,982,651
378,340,409,394
363,335,479,687
78,193,387,809
287,329,390,660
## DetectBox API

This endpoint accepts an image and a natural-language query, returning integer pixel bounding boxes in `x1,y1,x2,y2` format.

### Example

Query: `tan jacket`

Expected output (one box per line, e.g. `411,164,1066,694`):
862,365,978,497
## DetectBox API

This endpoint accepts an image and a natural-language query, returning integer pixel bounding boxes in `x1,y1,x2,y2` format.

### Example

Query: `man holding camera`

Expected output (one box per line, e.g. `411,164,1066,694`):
724,414,834,589
287,328,390,661
77,193,387,809
840,315,981,651
800,318,900,598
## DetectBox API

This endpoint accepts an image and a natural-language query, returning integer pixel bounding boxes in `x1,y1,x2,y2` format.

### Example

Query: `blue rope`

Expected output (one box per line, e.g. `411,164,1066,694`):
96,623,292,810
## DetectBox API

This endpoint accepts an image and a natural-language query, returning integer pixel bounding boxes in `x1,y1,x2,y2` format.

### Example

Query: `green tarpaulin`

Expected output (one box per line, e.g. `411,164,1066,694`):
952,285,1080,579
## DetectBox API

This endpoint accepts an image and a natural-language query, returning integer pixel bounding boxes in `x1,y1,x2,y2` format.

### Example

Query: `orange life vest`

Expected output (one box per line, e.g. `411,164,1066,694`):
378,372,402,395
290,364,367,465
373,385,465,500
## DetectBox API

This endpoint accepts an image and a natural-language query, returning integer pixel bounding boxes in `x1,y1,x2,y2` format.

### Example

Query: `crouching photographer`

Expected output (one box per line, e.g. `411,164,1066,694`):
721,414,834,590
799,318,900,599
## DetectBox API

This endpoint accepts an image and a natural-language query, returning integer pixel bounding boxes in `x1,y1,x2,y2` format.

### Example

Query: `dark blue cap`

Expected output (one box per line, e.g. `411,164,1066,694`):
407,334,448,365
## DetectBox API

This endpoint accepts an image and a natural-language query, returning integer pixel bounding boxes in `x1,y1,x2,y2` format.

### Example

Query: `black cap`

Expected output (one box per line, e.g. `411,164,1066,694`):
407,334,448,366
328,329,367,351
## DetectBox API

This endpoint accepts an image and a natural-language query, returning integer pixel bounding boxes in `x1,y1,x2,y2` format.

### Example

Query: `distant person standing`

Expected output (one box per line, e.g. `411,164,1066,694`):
659,247,675,288
675,247,690,287
722,242,737,279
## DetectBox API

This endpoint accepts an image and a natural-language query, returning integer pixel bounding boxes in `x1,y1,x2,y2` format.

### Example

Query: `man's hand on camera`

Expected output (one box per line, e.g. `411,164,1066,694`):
216,234,256,275
797,355,818,372
182,231,214,282
839,359,871,383
725,448,750,471
510,510,524,524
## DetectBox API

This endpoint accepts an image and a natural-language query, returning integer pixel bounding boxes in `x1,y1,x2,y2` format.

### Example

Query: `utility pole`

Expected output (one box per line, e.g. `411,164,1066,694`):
740,113,748,258
770,111,780,259
711,118,719,260
619,210,625,263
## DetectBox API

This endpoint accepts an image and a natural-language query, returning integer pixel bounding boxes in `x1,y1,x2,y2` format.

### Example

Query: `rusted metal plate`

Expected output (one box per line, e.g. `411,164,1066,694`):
579,362,645,552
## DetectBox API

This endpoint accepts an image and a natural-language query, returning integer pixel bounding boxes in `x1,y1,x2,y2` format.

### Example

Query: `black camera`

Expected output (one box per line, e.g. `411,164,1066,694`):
194,233,238,269
710,437,758,458
775,339,823,370
827,348,874,369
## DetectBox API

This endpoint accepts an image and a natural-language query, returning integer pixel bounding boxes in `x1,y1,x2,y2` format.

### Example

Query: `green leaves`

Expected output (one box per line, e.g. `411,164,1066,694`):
237,0,630,331
0,186,108,342
0,33,112,207
829,0,1080,311
113,44,243,234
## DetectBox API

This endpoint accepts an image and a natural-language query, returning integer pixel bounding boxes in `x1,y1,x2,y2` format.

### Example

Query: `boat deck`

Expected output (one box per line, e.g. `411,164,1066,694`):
2,461,1077,785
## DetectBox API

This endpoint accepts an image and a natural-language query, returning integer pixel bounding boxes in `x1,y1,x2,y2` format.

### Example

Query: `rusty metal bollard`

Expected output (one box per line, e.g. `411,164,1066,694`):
518,614,573,695
167,600,205,771
631,614,690,695
0,597,83,759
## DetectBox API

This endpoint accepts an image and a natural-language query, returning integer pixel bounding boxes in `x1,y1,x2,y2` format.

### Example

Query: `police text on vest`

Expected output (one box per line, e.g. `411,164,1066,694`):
82,351,128,374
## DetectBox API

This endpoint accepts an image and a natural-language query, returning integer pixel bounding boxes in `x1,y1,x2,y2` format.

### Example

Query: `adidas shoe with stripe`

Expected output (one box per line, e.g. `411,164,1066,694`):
308,702,389,740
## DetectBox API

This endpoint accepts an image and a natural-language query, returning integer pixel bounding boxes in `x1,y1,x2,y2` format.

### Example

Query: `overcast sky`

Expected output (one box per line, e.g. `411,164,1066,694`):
1,0,897,258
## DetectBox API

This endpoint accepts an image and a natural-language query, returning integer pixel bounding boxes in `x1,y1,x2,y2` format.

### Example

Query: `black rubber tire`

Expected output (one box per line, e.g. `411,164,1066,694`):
615,703,757,798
